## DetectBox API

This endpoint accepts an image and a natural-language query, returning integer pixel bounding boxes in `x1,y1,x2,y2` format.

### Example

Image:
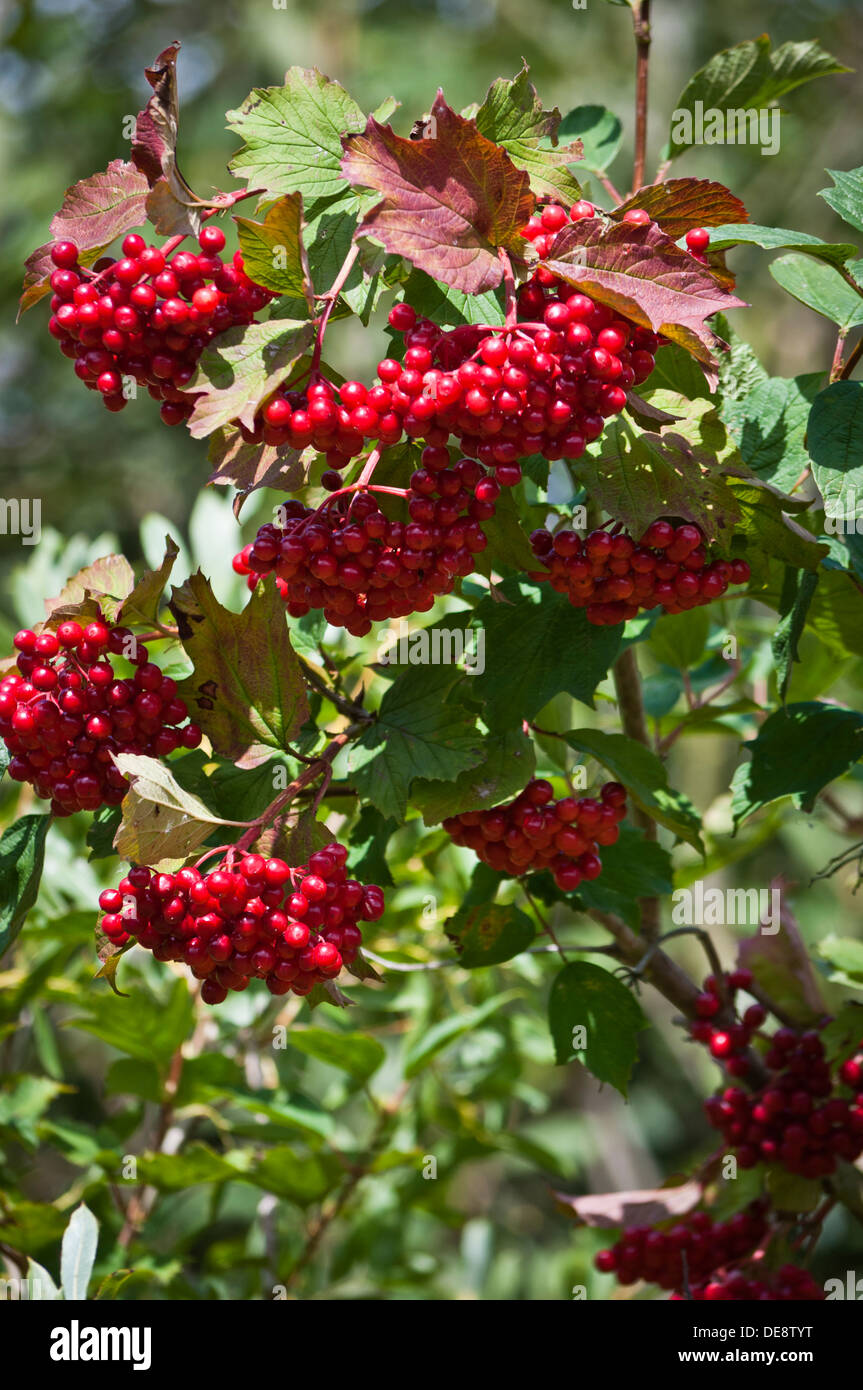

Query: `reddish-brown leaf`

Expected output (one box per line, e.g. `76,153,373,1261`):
132,42,204,237
553,1180,702,1229
543,218,747,369
207,426,311,517
341,92,533,294
19,160,150,315
612,179,748,239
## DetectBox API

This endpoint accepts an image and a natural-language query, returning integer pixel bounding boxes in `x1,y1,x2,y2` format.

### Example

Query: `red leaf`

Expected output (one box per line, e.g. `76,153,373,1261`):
613,179,748,240
132,42,204,237
542,218,747,369
553,1180,702,1229
19,160,150,315
341,92,533,294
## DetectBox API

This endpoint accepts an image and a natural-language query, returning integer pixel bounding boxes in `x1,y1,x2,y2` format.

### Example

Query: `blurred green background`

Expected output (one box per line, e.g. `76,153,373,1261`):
3,0,863,1302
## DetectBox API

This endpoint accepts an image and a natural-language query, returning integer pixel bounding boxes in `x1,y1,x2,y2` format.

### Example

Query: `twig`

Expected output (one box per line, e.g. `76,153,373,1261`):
840,335,863,381
831,330,849,382
630,0,652,194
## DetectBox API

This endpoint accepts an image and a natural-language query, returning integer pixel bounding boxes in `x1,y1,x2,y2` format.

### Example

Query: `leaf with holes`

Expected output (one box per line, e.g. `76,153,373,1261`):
473,65,583,203
235,192,314,305
341,91,533,294
170,572,309,768
543,218,746,369
613,179,747,239
186,318,316,437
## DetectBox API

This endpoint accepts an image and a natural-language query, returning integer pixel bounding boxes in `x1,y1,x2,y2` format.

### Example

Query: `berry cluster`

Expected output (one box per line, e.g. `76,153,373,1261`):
98,843,385,1005
443,778,627,891
704,1026,863,1180
232,451,494,636
670,1266,824,1302
530,520,751,626
688,967,767,1078
1,619,201,816
45,230,273,423
594,1203,769,1292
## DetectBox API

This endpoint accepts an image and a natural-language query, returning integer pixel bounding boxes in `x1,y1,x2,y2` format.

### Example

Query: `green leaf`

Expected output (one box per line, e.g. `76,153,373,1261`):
227,67,367,212
726,475,827,574
470,582,622,730
708,223,857,269
112,753,228,869
117,536,179,629
347,806,396,888
412,728,536,825
731,702,863,824
186,318,316,437
244,1145,335,1204
0,814,51,960
69,979,196,1068
548,961,647,1095
579,409,743,546
348,665,484,822
573,828,673,930
285,1027,385,1081
171,572,309,769
234,192,314,304
135,1143,246,1191
477,484,545,576
648,607,709,670
60,1203,99,1300
563,728,704,851
819,166,863,235
400,267,505,330
26,1257,61,1301
766,1168,823,1214
819,936,863,980
809,381,863,528
403,991,518,1078
47,554,135,623
668,36,847,159
445,901,536,968
769,254,863,332
555,105,622,175
474,65,583,203
724,373,822,492
772,569,819,704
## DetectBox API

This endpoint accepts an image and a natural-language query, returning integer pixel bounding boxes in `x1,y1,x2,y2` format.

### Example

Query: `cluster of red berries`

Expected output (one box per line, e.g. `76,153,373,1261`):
45,230,273,423
443,777,626,891
704,1025,863,1180
98,842,385,1005
530,520,751,626
1,619,201,816
688,967,767,1078
232,451,494,636
594,1203,769,1292
595,1201,823,1301
670,1267,823,1301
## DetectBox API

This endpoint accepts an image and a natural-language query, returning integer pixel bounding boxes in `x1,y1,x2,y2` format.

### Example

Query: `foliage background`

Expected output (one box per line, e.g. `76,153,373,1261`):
2,0,863,1300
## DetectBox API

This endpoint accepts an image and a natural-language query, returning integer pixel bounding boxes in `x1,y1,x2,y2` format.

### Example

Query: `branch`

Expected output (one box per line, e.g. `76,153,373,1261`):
630,0,652,194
